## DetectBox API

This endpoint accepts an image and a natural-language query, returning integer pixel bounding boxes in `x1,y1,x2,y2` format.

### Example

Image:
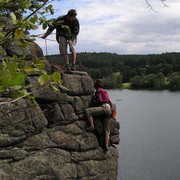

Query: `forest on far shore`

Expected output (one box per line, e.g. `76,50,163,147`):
46,52,180,91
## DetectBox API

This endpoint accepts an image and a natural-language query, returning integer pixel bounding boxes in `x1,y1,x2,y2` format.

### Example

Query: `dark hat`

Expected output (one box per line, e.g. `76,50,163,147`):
67,9,77,16
94,79,103,88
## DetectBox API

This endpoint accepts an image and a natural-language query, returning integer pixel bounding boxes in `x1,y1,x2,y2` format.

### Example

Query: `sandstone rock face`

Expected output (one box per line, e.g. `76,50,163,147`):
0,69,120,180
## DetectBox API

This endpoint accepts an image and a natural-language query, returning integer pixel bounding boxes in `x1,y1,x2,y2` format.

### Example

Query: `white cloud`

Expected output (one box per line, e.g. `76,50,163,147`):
31,0,180,55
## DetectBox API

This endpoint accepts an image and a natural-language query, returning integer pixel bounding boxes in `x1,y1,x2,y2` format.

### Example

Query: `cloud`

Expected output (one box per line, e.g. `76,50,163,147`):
31,0,180,55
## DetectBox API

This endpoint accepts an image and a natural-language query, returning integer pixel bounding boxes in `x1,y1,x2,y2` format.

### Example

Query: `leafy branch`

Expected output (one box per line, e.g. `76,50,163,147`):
0,0,64,100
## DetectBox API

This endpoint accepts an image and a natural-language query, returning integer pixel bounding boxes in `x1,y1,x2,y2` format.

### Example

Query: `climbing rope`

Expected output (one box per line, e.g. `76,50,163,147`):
30,34,89,74
31,34,56,56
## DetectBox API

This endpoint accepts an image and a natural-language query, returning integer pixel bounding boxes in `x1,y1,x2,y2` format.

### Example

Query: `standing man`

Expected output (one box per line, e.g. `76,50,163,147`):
42,9,80,71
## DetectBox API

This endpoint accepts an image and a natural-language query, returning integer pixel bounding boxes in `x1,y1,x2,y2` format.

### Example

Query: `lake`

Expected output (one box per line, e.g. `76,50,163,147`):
108,90,180,180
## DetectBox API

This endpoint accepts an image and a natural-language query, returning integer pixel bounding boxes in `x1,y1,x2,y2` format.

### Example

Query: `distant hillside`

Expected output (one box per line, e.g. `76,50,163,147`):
46,52,180,90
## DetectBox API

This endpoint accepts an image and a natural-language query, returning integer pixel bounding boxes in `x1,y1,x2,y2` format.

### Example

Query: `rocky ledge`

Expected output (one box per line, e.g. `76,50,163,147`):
0,67,120,180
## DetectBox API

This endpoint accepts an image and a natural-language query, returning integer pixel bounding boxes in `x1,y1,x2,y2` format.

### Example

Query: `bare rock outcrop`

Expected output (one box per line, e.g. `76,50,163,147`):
0,70,120,180
0,16,120,180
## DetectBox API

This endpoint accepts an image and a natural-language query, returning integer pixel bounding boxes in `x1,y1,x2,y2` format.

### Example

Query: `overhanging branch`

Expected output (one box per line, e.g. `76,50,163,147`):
146,0,168,12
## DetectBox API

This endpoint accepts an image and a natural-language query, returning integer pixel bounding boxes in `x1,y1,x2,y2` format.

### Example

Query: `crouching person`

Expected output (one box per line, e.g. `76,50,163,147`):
85,80,113,151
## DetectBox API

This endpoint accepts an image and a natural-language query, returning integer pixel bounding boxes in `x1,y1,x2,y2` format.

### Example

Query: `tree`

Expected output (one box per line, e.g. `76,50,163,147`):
146,0,168,12
0,0,63,99
130,75,142,89
155,72,165,89
168,72,180,90
130,73,166,90
112,72,122,88
89,68,102,79
0,0,56,43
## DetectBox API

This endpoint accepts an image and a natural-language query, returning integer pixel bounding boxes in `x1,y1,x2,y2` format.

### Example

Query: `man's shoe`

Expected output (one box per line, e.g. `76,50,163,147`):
65,64,71,72
71,64,76,71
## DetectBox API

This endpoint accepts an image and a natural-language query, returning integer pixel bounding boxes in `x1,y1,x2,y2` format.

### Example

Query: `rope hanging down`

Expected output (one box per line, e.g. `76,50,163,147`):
31,34,56,55
30,34,88,73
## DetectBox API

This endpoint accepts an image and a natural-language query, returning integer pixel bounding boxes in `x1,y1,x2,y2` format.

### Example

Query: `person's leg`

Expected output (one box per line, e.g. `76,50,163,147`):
105,134,110,148
69,38,77,70
71,49,76,64
85,106,105,130
87,115,95,129
63,54,69,65
104,117,110,150
85,106,105,118
71,52,76,70
59,37,70,70
103,104,112,150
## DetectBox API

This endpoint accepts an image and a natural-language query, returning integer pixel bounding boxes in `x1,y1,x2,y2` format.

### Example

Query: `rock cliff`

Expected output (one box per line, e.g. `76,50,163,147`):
0,68,120,179
0,16,120,180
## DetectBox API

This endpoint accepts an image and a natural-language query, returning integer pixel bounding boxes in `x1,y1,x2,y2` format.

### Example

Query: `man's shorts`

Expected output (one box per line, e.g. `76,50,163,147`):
59,36,77,55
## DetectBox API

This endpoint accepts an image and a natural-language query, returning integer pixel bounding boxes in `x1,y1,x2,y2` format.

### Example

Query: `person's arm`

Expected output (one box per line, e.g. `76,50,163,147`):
71,19,80,39
42,17,63,39
41,26,55,39
96,90,104,105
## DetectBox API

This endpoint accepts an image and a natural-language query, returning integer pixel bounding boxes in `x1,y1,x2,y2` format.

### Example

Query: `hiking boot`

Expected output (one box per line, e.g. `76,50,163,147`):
71,64,76,71
85,126,95,132
65,64,71,72
104,145,109,151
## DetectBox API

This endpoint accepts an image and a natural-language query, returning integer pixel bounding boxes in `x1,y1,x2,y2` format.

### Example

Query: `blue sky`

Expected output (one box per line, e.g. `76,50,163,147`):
31,0,180,55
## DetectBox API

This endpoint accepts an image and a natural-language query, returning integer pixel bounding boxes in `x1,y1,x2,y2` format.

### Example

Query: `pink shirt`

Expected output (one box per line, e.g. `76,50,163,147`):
96,88,112,105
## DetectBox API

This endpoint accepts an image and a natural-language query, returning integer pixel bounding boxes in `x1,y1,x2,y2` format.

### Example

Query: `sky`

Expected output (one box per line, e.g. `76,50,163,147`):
30,0,180,55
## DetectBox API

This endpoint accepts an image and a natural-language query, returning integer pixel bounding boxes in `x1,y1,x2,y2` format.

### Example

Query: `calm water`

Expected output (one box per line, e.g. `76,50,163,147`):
108,90,180,180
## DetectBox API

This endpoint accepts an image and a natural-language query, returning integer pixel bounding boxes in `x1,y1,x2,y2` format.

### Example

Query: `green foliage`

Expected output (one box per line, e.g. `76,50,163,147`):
0,0,64,99
38,74,50,85
130,73,166,90
168,72,180,90
122,83,131,89
155,73,166,89
0,0,58,44
130,76,141,89
112,72,122,89
0,58,28,96
88,68,102,79
52,71,62,84
46,52,180,90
